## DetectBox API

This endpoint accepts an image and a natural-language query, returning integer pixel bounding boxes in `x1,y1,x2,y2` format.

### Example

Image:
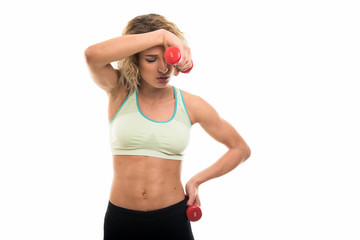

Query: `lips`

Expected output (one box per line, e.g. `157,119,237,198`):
157,76,170,83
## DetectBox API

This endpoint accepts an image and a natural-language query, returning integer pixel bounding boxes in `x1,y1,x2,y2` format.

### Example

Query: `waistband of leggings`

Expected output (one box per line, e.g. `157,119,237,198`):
106,198,187,220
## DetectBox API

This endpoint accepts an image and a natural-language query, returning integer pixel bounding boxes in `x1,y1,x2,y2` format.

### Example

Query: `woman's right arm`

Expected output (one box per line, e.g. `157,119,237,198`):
84,29,165,95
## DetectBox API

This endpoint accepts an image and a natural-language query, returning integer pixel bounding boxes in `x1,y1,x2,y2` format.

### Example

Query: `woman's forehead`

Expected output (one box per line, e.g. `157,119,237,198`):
140,45,165,56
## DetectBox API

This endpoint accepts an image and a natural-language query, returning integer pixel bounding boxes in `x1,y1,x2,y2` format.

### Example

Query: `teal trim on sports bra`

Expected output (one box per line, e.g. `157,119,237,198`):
180,90,192,126
136,86,177,123
109,94,130,124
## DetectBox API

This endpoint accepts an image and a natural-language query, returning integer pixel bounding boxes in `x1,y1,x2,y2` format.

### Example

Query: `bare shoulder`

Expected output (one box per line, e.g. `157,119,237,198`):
181,90,220,125
181,90,207,109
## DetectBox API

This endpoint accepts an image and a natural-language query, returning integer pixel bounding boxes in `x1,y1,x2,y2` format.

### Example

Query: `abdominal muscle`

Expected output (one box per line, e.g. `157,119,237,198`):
109,155,186,211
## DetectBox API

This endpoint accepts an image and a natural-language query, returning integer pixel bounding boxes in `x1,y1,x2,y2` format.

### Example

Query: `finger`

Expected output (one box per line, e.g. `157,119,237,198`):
181,62,193,73
174,65,181,72
194,195,201,207
177,58,189,70
187,195,195,206
177,57,193,73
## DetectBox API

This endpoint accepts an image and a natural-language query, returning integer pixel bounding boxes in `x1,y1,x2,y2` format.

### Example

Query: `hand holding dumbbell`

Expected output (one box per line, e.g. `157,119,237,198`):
164,47,193,73
185,195,202,222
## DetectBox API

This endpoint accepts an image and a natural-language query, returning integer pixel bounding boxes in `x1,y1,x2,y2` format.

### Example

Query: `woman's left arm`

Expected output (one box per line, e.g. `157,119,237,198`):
184,92,251,206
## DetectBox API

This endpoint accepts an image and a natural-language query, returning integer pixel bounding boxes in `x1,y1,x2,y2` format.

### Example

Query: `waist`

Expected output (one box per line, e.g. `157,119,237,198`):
110,155,184,211
106,198,188,220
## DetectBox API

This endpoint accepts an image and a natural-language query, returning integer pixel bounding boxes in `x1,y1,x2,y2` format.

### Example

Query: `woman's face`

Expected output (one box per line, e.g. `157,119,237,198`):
138,46,174,88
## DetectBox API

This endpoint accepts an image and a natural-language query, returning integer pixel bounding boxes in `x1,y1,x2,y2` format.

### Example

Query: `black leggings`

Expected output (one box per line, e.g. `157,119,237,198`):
104,198,195,240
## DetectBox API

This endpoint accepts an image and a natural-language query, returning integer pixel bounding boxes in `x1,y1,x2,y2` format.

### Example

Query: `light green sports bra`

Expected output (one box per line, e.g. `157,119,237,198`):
109,86,192,160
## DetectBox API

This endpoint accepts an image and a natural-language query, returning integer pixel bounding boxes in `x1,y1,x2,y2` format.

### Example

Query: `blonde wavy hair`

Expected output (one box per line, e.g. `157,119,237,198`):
117,14,186,93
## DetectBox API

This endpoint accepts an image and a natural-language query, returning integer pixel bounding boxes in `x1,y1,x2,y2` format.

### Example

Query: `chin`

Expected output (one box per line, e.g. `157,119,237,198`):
140,78,171,89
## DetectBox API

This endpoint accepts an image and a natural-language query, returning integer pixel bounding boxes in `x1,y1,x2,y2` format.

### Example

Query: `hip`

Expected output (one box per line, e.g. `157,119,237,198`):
104,198,194,240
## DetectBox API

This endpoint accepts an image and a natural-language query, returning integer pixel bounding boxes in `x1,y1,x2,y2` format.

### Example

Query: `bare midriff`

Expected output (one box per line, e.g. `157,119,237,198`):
109,155,186,211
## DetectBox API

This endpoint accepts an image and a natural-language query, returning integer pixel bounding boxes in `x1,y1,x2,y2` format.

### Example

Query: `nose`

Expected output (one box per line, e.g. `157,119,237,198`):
158,58,169,73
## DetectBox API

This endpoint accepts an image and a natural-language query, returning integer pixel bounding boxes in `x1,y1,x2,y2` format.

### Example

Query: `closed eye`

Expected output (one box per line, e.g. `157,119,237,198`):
146,58,156,63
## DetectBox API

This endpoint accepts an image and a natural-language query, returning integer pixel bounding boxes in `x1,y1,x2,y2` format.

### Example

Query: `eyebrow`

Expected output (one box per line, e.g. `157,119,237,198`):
145,54,159,57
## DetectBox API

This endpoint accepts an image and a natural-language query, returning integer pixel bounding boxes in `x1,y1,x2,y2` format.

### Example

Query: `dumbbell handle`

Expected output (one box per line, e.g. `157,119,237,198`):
164,47,193,73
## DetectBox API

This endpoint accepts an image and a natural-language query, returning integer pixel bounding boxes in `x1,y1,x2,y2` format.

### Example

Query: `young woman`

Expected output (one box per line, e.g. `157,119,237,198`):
85,13,251,240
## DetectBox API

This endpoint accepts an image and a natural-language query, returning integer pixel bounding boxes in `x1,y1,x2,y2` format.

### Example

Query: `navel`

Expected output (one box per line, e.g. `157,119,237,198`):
141,190,147,199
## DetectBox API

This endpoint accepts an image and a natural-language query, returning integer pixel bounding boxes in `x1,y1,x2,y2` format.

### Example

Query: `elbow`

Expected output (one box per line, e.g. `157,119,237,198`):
239,143,251,163
245,145,251,161
84,45,98,65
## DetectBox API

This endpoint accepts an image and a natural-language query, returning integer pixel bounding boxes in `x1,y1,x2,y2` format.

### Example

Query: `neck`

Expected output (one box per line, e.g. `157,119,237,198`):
138,83,173,101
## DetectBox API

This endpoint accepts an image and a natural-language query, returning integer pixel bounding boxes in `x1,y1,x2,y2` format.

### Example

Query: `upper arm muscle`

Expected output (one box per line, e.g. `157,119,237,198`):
86,62,120,93
185,92,242,148
84,46,121,94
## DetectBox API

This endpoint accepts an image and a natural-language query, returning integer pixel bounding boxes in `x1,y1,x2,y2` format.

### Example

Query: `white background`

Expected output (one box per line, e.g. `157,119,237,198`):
1,0,359,239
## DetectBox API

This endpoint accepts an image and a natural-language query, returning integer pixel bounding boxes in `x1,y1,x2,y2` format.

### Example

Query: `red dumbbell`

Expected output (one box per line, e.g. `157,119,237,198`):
164,46,193,73
185,195,202,222
186,204,202,222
